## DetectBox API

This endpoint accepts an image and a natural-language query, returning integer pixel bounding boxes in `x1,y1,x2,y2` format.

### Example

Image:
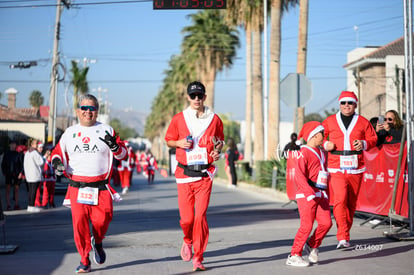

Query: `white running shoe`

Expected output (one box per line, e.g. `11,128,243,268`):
286,255,310,267
336,240,351,249
303,243,319,263
121,187,129,195
27,206,42,213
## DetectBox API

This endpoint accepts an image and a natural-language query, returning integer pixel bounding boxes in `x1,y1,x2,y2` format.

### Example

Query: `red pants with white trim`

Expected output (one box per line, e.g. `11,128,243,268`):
69,186,113,266
329,172,363,241
119,170,132,188
42,181,56,206
291,195,332,256
177,177,213,262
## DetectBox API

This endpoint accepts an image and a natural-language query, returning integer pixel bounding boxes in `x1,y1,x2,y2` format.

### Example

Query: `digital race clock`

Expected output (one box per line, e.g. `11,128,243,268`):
153,0,227,9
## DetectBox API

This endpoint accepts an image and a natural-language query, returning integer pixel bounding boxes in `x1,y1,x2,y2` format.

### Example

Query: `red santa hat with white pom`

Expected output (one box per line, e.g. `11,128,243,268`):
298,121,325,142
338,91,358,103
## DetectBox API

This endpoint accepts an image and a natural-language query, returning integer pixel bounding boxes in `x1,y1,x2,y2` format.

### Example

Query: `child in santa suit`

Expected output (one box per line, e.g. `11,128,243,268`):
286,121,332,267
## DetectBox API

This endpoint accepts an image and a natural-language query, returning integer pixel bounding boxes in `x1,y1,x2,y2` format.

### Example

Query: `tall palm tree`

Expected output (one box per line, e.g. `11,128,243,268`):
225,0,266,163
268,0,299,159
70,60,89,113
181,10,240,110
296,0,309,132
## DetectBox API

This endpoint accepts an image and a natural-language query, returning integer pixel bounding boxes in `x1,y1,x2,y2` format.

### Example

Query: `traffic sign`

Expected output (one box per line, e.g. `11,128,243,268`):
280,73,312,108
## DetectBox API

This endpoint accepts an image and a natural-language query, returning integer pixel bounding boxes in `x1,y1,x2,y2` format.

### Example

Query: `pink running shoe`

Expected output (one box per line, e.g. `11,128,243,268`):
192,259,206,271
180,242,192,262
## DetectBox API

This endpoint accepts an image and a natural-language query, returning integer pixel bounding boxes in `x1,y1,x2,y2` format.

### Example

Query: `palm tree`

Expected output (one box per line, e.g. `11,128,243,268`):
29,90,44,109
70,60,89,113
181,10,240,110
296,0,309,132
268,0,299,159
225,0,266,163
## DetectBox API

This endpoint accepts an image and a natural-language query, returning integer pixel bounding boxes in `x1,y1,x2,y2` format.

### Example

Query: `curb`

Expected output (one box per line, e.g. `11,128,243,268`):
214,177,290,203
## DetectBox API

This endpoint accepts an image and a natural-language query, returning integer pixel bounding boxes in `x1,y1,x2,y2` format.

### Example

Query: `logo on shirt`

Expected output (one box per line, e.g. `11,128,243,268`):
82,137,91,143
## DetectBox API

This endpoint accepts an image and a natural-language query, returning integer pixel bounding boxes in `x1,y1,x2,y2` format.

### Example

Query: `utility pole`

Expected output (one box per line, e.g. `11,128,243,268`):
47,0,70,145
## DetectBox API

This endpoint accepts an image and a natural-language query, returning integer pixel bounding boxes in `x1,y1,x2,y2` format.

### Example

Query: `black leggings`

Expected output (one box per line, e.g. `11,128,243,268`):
28,181,40,207
229,164,237,186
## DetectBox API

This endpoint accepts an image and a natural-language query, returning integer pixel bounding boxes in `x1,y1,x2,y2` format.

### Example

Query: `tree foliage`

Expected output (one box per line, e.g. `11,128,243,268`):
219,113,241,145
70,60,89,112
109,118,138,141
29,90,44,108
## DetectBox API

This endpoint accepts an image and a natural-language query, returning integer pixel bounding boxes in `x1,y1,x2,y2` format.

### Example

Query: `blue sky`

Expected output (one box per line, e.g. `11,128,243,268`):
0,0,404,123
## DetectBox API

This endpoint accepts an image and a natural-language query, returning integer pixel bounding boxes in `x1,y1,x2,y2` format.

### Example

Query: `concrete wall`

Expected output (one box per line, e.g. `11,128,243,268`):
385,55,405,116
0,122,46,142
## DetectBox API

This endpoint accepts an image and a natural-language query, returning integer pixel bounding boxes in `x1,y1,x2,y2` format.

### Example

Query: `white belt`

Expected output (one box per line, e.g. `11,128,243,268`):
327,167,366,174
296,190,328,201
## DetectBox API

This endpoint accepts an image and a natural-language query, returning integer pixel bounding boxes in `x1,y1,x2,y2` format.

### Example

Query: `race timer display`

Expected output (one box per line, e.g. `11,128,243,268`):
153,0,226,9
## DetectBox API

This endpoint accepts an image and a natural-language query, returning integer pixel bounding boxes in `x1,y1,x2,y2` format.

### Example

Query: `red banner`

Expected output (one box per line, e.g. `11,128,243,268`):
357,143,409,217
285,144,409,217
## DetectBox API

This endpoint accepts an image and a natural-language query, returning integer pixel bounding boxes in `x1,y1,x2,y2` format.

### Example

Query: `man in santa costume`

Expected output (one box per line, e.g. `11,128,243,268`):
165,81,224,272
322,91,377,249
51,94,126,273
286,121,332,267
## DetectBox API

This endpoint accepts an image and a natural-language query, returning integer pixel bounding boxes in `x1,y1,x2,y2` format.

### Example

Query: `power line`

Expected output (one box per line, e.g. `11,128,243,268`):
0,0,150,9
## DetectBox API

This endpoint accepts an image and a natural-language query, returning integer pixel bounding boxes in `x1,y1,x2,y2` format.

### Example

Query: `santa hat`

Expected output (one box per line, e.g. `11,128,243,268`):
298,121,324,142
338,91,358,103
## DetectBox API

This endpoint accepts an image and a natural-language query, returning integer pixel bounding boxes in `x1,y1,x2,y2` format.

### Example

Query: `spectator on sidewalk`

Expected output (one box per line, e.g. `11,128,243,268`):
41,148,56,208
1,140,24,210
224,137,239,188
383,110,404,144
23,138,45,213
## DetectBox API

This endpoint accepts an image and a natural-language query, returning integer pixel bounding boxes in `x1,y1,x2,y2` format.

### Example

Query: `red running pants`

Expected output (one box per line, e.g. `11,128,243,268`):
177,177,213,262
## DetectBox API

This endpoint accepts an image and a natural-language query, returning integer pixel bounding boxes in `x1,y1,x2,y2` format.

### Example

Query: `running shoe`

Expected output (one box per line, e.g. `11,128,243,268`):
180,242,192,262
336,240,351,249
91,237,106,264
192,259,206,271
303,243,319,263
75,262,91,273
286,254,310,267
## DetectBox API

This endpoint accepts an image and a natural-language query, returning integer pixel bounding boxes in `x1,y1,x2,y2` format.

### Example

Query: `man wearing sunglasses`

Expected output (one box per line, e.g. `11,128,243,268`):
322,91,377,250
165,81,224,272
51,94,127,273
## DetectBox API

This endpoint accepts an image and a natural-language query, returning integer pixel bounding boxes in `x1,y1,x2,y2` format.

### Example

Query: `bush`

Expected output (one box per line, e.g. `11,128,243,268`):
255,158,287,191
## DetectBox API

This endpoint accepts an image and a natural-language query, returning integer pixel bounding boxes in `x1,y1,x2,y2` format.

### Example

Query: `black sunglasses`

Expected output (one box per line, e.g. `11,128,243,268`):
386,117,394,121
189,93,204,100
79,105,97,112
340,101,355,105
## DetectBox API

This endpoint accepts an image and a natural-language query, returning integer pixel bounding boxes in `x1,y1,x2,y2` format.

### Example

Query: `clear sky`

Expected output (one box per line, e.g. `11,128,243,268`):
0,0,404,124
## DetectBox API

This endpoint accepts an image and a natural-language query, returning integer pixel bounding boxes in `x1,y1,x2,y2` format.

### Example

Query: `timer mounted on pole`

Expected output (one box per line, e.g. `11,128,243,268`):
153,0,226,9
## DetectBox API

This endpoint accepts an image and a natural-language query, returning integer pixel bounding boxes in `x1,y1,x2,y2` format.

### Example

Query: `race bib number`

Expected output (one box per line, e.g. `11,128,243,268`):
77,187,99,205
186,147,208,166
316,170,329,190
340,155,358,170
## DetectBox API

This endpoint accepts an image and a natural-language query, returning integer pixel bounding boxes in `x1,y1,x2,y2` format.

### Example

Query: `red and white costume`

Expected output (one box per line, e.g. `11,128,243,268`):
118,145,136,190
145,153,158,184
41,157,56,207
322,93,377,242
290,122,332,256
165,106,224,263
51,122,127,267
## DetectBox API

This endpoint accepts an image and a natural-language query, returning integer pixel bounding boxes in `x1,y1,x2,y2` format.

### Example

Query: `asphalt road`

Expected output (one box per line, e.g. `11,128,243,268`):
0,173,413,274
